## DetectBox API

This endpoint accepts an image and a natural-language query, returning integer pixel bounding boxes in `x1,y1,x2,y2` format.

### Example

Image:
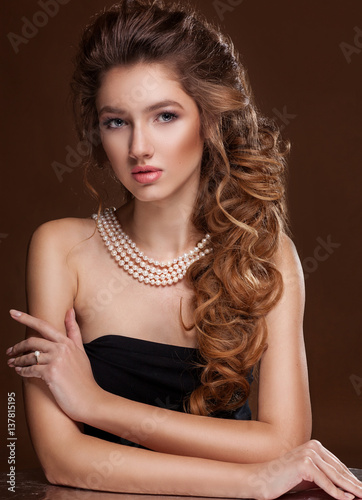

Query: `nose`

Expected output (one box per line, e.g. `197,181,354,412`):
128,124,154,160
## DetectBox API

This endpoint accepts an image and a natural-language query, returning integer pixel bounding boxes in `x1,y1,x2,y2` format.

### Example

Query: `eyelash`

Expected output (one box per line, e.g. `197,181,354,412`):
101,112,178,129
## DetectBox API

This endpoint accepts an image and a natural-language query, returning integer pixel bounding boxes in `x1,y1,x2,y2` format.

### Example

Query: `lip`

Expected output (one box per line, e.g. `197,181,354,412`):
131,165,162,174
131,166,163,184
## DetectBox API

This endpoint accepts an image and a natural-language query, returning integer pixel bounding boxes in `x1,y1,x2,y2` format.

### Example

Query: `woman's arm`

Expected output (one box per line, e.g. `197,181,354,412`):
8,222,362,499
13,219,255,497
81,233,311,463
15,230,309,464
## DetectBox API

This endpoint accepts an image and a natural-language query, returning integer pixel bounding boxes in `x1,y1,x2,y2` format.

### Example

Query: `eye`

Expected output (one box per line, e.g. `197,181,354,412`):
102,118,125,129
157,112,178,123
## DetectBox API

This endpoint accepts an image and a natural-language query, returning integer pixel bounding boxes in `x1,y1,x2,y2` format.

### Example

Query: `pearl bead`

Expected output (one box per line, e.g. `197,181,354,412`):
93,207,212,287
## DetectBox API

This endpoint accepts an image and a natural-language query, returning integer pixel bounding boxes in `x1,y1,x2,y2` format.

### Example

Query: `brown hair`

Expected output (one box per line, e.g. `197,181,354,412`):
70,0,289,416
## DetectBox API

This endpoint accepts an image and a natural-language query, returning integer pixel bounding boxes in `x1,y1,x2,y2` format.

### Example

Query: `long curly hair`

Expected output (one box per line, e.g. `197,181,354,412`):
70,0,290,416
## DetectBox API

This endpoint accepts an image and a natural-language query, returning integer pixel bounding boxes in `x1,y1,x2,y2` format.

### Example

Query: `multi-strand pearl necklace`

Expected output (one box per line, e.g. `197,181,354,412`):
92,207,212,286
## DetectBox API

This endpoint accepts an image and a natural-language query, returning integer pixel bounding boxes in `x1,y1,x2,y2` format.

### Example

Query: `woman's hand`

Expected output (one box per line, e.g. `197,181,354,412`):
7,308,103,423
249,440,362,500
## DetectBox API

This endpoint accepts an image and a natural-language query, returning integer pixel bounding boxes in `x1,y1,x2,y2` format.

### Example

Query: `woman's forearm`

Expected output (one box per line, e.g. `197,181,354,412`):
86,389,300,463
50,432,255,498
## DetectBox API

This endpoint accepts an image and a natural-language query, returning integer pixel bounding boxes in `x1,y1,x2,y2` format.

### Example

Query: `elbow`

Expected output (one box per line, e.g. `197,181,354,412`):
43,468,62,487
42,460,62,486
277,423,312,454
43,463,83,489
39,451,83,489
282,407,313,451
43,462,74,488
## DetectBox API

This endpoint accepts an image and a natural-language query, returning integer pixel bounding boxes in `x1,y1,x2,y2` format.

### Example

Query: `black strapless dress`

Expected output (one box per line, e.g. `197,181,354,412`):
83,335,252,447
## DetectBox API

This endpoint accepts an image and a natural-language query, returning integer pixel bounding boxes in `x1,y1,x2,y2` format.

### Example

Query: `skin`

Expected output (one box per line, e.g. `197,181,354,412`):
6,62,362,499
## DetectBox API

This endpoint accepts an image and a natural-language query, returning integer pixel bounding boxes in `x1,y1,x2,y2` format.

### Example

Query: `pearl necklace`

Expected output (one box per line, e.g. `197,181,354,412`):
92,207,212,286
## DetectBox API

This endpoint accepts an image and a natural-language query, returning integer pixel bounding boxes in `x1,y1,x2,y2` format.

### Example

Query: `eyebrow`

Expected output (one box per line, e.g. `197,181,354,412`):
98,100,184,117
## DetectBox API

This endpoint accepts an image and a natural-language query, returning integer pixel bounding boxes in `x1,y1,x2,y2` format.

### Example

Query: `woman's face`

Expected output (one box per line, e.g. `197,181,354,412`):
96,62,204,205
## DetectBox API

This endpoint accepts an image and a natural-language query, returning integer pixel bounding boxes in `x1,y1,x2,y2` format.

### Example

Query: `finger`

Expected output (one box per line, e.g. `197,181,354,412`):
300,458,355,500
9,310,65,343
8,350,48,367
307,442,362,492
14,365,43,380
7,337,52,358
64,308,84,350
307,450,362,498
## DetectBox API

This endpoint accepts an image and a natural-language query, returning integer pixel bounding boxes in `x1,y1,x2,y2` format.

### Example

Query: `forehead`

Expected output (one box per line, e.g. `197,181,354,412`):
96,62,190,111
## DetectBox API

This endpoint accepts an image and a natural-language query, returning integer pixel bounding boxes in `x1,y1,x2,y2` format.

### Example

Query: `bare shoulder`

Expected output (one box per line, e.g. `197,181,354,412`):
29,216,97,256
26,217,98,320
273,232,305,294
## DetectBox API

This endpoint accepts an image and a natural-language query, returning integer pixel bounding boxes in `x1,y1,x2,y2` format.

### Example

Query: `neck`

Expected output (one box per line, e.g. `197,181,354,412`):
117,197,203,261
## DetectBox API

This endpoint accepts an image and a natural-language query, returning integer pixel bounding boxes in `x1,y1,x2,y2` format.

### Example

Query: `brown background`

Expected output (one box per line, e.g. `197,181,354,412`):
1,0,361,473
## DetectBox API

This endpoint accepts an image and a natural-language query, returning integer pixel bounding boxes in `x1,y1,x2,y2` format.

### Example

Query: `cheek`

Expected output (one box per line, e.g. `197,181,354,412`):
168,122,203,165
101,135,128,164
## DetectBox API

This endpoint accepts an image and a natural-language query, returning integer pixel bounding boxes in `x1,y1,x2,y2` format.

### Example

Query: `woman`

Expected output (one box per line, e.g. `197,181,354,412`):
6,0,362,498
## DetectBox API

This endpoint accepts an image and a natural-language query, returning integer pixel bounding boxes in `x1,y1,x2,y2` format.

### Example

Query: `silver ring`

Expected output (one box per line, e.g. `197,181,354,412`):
34,350,40,365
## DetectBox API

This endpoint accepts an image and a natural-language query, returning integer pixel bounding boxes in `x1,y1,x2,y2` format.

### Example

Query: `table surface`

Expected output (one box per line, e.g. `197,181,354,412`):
1,468,361,500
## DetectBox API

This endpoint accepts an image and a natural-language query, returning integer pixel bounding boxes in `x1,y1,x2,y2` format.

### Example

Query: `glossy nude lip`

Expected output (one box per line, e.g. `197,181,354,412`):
131,166,163,184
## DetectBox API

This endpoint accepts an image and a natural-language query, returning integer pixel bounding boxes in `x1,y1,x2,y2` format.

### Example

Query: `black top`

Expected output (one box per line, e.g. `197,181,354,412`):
83,334,252,447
